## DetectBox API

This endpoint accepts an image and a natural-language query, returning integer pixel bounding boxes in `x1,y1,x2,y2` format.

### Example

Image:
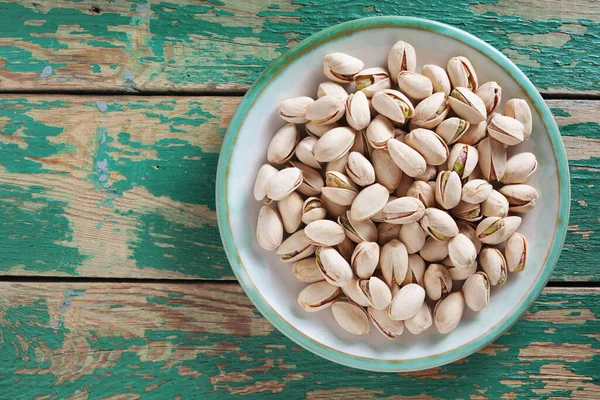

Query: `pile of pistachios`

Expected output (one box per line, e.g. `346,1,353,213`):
254,41,537,339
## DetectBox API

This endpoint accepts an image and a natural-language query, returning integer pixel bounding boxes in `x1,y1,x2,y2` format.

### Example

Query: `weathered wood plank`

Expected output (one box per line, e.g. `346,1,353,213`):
0,96,598,280
0,283,598,398
0,0,598,94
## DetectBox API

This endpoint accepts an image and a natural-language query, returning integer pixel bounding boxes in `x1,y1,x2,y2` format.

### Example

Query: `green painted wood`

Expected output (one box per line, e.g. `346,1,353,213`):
0,0,598,94
0,96,598,280
0,283,598,398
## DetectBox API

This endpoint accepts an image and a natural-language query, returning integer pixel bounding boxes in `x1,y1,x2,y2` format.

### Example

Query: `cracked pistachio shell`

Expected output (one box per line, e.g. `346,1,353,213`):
371,195,396,223
505,232,528,273
404,303,432,334
463,272,490,311
477,137,506,181
479,247,508,285
435,117,471,145
341,276,371,307
400,222,427,254
346,151,376,187
277,230,316,263
448,233,477,269
323,52,364,83
355,67,392,97
447,56,478,91
414,164,438,182
468,164,484,181
448,260,478,281
305,219,346,247
278,191,303,234
351,241,380,279
481,189,509,218
420,237,449,262
452,201,483,222
369,307,405,339
367,114,395,149
499,184,539,213
314,127,356,162
289,161,323,197
460,120,487,146
398,71,433,101
387,138,427,177
321,171,358,206
457,221,482,254
420,208,459,241
382,196,426,224
487,114,525,146
435,170,462,210
388,41,417,83
316,246,353,287
424,264,453,301
345,91,371,130
331,298,371,335
267,123,298,165
326,153,350,174
372,149,403,193
411,92,450,129
371,89,415,124
254,164,278,203
305,121,340,138
293,257,324,283
504,98,533,140
389,283,426,321
256,206,284,251
265,167,303,201
422,64,451,96
501,152,537,184
350,128,373,159
317,81,348,101
306,95,346,125
395,173,414,197
357,276,392,310
461,179,493,204
298,281,339,312
380,239,409,286
405,128,449,166
476,216,522,245
402,254,427,287
476,81,502,114
279,96,314,123
377,222,402,246
321,191,350,219
407,181,435,208
338,210,378,243
295,136,321,170
350,183,390,221
448,143,479,179
448,87,487,124
434,292,465,334
335,236,356,263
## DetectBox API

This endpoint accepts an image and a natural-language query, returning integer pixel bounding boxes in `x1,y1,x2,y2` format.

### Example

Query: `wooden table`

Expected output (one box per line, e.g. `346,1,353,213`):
0,1,598,398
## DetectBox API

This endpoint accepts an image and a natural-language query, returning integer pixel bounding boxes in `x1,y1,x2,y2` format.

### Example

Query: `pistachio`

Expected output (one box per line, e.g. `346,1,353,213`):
278,191,303,233
407,180,435,208
320,191,350,219
295,136,321,169
256,206,284,251
435,117,471,145
457,220,482,254
402,254,427,286
499,184,539,213
354,67,391,97
405,128,449,166
447,56,478,91
448,87,487,124
377,222,402,246
370,194,396,223
479,247,508,285
467,164,484,181
477,137,506,181
435,170,462,209
476,216,521,245
380,239,409,286
265,167,303,201
420,208,459,241
389,283,426,321
505,232,527,273
314,127,355,162
368,307,405,339
387,138,428,177
424,264,453,301
476,81,502,114
395,173,414,197
460,120,487,146
351,241,380,279
306,95,346,125
448,233,477,269
400,222,427,254
350,183,390,221
372,149,403,193
298,281,340,312
335,236,356,263
422,64,451,95
504,98,533,140
305,121,340,138
371,89,415,124
267,123,298,165
433,292,465,334
451,201,483,222
289,161,324,197
357,276,393,310
302,197,327,225
341,276,371,307
292,257,325,283
462,272,490,311
367,114,395,149
404,303,433,334
487,114,525,146
481,189,509,218
388,41,417,83
326,152,350,174
382,196,426,224
420,237,449,262
447,260,478,281
398,71,433,101
315,246,353,286
346,151,376,186
414,164,438,182
411,92,450,129
279,96,315,123
338,210,378,243
447,143,478,179
461,179,492,205
323,52,364,83
501,152,537,184
277,230,316,263
350,128,373,159
305,219,346,247
345,91,371,130
321,171,358,206
317,81,348,101
331,298,371,335
253,164,278,203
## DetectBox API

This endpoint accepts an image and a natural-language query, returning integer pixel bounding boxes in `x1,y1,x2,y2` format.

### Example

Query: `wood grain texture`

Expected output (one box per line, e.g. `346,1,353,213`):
0,0,598,94
0,282,598,399
0,96,598,280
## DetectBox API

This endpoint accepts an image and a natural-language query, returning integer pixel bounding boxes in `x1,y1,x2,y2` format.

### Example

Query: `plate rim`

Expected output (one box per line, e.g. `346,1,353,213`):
216,16,571,372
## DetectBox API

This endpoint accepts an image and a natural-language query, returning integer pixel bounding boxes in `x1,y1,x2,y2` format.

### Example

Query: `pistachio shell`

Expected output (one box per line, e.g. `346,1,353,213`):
505,232,527,273
277,230,316,263
477,137,506,181
314,127,355,162
424,264,453,301
289,161,324,197
335,236,356,263
305,121,340,138
448,233,477,269
387,138,427,177
323,52,364,83
279,96,314,123
411,92,450,129
420,208,458,241
476,216,522,245
317,81,348,101
344,91,370,130
405,128,449,166
323,170,357,205
406,181,435,208
504,98,533,140
382,196,426,224
357,276,392,310
435,170,462,209
457,220,482,254
350,128,373,159
476,81,502,114
395,173,414,197
402,254,427,286
369,307,405,339
254,164,278,203
256,206,284,251
448,87,487,124
354,67,391,97
461,179,492,204
420,237,449,262
377,222,402,246
292,257,324,283
326,152,350,174
338,210,378,243
400,222,427,254
265,167,303,201
371,89,415,124
380,239,409,286
447,143,479,179
413,164,438,182
350,183,390,221
499,184,539,213
452,201,483,222
321,191,350,219
447,260,478,281
435,117,470,145
304,219,346,247
295,136,321,169
462,272,490,311
479,247,508,285
481,189,509,218
421,64,451,95
487,114,525,146
278,191,303,233
331,299,371,335
447,56,478,91
306,95,346,125
367,114,395,149
316,246,353,286
398,71,433,101
404,303,433,334
302,197,327,225
346,151,376,186
501,152,537,184
389,283,426,321
267,123,298,164
460,120,487,146
298,281,340,312
433,292,465,334
341,276,372,307
351,241,380,279
372,149,403,193
388,41,416,83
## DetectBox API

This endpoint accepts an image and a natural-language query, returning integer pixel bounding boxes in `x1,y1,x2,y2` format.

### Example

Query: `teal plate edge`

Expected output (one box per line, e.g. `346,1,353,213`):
216,16,571,372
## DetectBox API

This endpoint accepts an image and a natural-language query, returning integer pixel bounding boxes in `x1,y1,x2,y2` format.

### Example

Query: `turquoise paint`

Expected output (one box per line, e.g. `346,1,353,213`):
81,40,125,48
91,64,101,73
551,108,572,117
